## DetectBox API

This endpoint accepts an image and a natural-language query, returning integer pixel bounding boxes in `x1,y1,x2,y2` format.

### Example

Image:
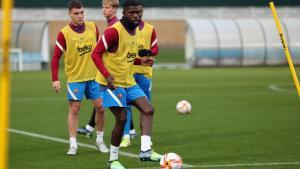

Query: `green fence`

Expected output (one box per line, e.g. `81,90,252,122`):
16,0,299,8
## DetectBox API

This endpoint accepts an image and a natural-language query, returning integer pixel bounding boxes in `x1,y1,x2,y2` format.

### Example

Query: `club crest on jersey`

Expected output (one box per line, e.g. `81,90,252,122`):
127,52,137,62
73,88,79,93
117,93,123,99
78,44,93,56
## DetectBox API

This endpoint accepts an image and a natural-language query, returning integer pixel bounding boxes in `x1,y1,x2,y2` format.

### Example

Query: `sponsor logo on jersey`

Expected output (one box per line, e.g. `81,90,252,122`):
127,52,137,62
78,44,93,56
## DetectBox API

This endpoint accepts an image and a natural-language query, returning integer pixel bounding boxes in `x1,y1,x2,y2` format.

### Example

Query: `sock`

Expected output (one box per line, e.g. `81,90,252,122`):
109,145,119,161
130,129,136,135
85,124,94,132
69,137,77,148
141,135,151,151
96,131,104,143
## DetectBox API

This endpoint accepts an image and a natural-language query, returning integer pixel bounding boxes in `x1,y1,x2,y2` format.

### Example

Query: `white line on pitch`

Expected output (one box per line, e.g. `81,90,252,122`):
8,128,193,167
128,161,300,169
9,128,137,158
268,83,295,93
9,129,300,168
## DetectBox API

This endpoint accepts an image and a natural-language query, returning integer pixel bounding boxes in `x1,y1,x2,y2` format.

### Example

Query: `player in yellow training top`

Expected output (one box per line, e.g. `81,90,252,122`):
51,0,108,155
91,0,162,168
119,2,159,148
77,0,121,138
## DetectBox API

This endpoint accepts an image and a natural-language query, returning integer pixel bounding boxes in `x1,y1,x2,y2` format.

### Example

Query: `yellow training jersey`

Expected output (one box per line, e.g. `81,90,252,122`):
61,21,98,82
96,21,138,87
132,22,154,78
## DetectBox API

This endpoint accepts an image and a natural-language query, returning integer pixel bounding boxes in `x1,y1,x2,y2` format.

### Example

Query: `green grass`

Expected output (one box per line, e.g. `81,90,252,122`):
155,48,185,63
8,67,300,169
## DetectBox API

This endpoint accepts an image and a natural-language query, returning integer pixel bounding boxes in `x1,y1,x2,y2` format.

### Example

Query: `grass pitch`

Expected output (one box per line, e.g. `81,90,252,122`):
8,67,300,169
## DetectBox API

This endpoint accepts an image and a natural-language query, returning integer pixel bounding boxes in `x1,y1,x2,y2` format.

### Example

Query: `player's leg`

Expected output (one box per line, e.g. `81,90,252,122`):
131,97,162,162
92,98,108,153
136,74,152,144
87,80,108,153
108,107,127,169
127,85,162,162
120,73,151,146
120,74,150,147
131,96,153,136
77,108,96,138
101,86,127,169
132,73,153,138
120,107,132,147
67,100,81,155
66,82,85,155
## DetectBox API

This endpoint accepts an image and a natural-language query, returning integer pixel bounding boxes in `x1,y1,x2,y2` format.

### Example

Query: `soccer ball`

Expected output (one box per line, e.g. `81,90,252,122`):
176,100,192,114
160,152,182,169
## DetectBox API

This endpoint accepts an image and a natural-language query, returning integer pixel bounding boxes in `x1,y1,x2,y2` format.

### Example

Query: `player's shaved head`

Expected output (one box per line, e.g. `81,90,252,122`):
68,0,83,11
122,0,142,9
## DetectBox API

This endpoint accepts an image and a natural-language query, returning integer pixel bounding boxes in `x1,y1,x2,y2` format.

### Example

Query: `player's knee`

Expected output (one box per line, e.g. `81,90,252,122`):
143,106,154,115
95,106,105,114
118,114,127,126
70,105,80,115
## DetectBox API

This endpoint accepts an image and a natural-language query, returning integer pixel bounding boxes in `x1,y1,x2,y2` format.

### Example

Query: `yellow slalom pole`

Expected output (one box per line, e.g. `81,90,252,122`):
0,0,13,168
269,2,300,97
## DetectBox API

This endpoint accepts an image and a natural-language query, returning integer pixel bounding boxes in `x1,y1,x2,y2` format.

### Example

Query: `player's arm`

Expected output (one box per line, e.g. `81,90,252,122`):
91,27,119,89
135,28,158,66
51,31,66,93
150,28,159,56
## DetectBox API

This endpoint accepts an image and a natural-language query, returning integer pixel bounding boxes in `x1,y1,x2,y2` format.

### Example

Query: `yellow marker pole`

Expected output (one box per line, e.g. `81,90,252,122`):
0,0,13,168
270,2,300,97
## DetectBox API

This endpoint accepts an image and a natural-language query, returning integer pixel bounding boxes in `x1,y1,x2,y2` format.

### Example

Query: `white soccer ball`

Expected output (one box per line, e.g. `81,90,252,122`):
176,100,191,114
160,152,182,169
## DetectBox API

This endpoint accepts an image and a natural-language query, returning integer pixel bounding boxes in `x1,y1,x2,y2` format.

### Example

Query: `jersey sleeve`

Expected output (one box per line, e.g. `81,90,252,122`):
51,31,66,81
150,28,159,56
92,27,119,78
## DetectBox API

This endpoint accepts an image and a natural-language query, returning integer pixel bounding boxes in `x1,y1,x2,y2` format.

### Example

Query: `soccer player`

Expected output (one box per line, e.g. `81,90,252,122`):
103,0,119,27
77,0,137,141
119,2,158,148
91,0,161,168
77,0,125,138
51,0,108,155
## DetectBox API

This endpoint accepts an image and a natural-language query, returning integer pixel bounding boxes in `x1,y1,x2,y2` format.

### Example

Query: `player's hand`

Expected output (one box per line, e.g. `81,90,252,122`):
141,57,155,66
106,75,116,90
147,57,155,66
138,49,152,57
52,80,61,93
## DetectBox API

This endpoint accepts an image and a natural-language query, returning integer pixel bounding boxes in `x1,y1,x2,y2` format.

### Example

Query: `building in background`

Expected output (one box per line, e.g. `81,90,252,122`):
1,0,300,70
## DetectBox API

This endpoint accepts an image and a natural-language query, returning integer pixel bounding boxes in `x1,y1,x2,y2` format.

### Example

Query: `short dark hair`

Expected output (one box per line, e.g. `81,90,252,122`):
68,0,83,11
122,0,142,9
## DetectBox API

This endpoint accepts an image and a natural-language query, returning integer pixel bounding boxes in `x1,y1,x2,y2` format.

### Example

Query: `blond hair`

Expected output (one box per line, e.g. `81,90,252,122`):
102,0,119,7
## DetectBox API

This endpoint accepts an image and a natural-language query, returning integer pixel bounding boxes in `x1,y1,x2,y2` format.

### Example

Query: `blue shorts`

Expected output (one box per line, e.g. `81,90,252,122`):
100,84,146,108
134,73,152,101
67,80,102,101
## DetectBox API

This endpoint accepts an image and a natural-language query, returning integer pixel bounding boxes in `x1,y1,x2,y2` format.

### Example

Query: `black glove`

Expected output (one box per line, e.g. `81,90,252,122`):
138,49,152,57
